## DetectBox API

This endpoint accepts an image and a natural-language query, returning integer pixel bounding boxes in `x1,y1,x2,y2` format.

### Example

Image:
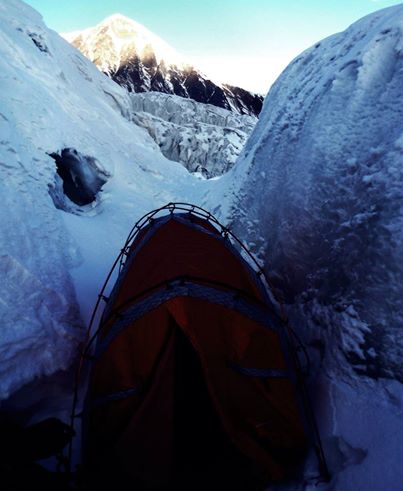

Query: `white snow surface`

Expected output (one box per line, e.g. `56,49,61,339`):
63,14,264,118
129,92,256,177
0,0,210,399
225,5,403,490
61,13,187,74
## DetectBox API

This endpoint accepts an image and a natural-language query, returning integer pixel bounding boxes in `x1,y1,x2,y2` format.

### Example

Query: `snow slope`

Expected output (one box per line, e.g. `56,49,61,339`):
224,5,403,490
63,13,186,74
0,0,208,399
129,92,256,177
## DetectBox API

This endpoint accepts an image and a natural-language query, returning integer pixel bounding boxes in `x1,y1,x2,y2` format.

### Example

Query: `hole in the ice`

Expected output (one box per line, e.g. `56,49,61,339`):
28,32,49,53
49,148,109,210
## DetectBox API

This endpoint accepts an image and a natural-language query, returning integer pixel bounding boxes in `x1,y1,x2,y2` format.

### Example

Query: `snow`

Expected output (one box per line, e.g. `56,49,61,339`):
1,0,403,489
64,15,264,117
225,4,403,490
129,92,256,177
62,14,187,74
0,0,209,399
61,13,187,76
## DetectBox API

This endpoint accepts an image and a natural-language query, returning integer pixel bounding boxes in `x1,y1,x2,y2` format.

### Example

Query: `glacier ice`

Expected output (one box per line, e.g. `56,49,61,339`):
129,92,256,177
230,4,403,383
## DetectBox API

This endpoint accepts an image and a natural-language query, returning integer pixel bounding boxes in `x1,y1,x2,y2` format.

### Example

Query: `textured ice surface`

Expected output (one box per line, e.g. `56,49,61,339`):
230,4,403,383
225,5,403,490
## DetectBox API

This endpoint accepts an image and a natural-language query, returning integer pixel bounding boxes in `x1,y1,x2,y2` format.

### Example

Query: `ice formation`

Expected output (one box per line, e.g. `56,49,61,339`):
0,0,206,398
224,5,403,490
49,148,109,207
129,92,256,177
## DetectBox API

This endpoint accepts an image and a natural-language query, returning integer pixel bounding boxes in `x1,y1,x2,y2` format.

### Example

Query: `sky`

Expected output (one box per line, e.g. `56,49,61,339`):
24,0,403,94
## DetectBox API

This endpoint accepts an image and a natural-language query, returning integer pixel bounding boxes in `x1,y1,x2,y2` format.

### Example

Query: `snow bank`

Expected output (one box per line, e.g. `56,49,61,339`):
0,0,207,398
227,5,403,490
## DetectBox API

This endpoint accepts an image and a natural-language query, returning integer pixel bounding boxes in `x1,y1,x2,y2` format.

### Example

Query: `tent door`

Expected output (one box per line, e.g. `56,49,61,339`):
172,319,254,489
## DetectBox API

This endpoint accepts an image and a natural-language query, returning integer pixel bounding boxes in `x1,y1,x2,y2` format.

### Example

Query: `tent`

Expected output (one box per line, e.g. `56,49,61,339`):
80,204,308,490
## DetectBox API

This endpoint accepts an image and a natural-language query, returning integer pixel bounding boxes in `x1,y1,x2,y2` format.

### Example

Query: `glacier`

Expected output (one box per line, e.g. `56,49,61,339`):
129,92,256,177
67,15,258,178
0,0,209,399
0,0,402,490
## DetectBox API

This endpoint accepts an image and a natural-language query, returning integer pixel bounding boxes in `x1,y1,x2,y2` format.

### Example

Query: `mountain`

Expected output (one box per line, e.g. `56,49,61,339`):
64,14,263,117
0,0,206,399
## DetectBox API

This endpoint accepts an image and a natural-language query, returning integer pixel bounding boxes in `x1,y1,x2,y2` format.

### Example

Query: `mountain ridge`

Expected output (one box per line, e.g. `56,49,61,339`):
63,14,263,117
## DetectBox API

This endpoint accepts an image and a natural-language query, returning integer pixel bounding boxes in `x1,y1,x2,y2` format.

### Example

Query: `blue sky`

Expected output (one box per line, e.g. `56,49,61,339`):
25,0,403,93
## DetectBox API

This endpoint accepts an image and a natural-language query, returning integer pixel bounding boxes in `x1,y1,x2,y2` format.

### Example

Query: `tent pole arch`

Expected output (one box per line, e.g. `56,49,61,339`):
67,202,329,483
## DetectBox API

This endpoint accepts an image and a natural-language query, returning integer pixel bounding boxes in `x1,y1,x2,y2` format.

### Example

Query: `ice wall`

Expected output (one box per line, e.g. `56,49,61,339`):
227,5,403,490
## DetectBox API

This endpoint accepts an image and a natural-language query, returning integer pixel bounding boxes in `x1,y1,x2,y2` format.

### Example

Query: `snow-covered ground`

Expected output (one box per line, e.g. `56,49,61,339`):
0,0,402,490
129,92,256,177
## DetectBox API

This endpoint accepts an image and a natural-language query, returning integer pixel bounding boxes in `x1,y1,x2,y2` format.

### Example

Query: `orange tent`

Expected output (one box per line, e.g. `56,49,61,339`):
82,205,307,490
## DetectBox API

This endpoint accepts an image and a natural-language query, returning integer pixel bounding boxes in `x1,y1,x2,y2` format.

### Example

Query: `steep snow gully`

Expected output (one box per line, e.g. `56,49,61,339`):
0,1,402,490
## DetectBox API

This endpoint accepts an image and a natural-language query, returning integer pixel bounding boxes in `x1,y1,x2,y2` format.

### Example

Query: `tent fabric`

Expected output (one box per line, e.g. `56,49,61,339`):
83,212,307,489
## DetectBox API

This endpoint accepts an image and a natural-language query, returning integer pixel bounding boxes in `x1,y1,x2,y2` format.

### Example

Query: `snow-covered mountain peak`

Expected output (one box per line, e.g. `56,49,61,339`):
64,14,264,116
100,13,186,66
101,12,133,23
99,13,155,36
64,13,187,74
